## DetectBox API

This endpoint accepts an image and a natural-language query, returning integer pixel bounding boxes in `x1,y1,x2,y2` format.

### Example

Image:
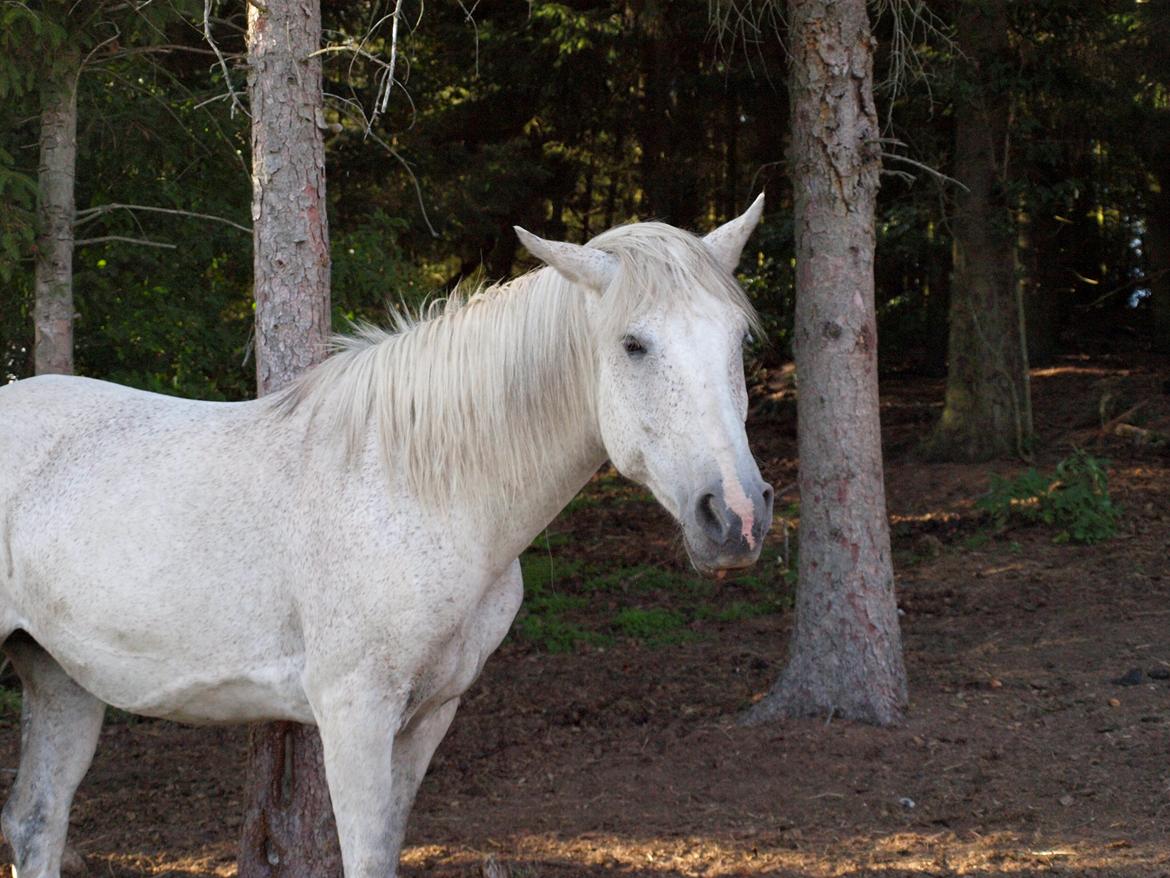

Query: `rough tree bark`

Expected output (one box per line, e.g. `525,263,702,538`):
33,47,79,376
926,0,1033,460
238,2,339,877
743,0,907,727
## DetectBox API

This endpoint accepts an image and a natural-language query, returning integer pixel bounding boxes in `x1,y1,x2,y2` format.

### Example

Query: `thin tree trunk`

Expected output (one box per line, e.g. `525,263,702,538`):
926,0,1032,461
923,220,950,374
1021,202,1063,367
34,48,79,376
238,2,338,876
1149,158,1170,354
744,0,907,728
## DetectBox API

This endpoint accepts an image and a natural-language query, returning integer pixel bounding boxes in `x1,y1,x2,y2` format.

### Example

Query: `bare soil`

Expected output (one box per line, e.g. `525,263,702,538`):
2,355,1169,877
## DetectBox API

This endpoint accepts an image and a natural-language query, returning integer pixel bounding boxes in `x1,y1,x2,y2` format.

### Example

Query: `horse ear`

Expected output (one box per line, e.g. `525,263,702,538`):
514,227,618,292
702,193,765,273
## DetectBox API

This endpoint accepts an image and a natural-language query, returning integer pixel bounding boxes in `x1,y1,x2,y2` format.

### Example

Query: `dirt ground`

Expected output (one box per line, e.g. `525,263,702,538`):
2,354,1169,877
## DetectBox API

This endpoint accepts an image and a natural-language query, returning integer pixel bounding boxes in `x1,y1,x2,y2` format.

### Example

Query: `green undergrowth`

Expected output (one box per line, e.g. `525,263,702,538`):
512,532,794,654
977,450,1121,545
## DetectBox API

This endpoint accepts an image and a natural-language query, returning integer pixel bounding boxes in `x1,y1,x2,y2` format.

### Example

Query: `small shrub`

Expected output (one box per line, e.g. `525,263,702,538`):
977,450,1121,544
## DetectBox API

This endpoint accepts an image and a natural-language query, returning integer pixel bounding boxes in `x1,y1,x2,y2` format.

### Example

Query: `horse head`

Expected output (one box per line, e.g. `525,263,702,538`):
515,197,773,574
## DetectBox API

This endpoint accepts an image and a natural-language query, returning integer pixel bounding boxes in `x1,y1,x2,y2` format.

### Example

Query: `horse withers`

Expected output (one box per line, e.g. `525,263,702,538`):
0,199,772,878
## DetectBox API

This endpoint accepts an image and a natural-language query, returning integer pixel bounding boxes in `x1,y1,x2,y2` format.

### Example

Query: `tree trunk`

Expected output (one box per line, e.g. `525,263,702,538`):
1149,157,1170,354
33,48,79,376
239,2,338,877
744,0,907,728
926,0,1032,461
1021,202,1063,367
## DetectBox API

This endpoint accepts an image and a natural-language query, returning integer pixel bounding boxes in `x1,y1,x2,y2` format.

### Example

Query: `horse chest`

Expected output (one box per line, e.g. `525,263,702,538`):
399,560,523,721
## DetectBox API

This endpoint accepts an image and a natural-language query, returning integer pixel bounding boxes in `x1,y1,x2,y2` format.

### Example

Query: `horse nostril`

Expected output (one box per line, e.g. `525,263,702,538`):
696,492,728,542
761,483,774,505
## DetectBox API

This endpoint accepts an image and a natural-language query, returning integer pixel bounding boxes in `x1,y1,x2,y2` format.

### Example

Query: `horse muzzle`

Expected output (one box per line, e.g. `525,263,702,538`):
683,478,774,575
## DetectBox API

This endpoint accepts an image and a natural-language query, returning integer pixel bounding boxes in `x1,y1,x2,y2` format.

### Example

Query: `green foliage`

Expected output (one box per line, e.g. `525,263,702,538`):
4,0,1164,392
333,210,426,322
978,451,1121,544
0,145,35,284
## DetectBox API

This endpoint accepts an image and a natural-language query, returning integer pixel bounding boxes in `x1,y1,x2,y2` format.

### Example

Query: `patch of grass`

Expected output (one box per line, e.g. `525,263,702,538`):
514,553,600,653
695,600,777,623
582,564,711,597
529,530,571,552
515,615,611,654
611,607,694,646
738,543,798,592
519,554,584,594
978,450,1121,544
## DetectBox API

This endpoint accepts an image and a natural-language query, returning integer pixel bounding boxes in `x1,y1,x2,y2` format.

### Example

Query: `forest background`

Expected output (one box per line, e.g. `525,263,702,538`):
1,0,1166,407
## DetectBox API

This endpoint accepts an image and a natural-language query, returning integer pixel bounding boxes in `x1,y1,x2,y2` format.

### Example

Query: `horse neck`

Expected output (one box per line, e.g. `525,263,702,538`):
386,268,607,559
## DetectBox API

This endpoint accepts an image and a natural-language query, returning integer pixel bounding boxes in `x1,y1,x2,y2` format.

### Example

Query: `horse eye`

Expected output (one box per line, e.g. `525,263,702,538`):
622,335,647,357
742,332,755,348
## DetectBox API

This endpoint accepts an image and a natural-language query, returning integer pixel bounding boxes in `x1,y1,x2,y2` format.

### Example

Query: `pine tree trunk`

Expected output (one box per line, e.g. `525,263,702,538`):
33,48,79,376
927,0,1032,461
743,0,907,728
238,2,338,876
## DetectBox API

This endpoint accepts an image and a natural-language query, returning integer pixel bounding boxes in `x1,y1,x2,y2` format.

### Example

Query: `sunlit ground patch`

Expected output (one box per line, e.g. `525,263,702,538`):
401,831,1170,877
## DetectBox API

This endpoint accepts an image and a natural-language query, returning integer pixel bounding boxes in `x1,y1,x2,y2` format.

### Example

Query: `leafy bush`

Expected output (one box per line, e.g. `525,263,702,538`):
977,450,1121,544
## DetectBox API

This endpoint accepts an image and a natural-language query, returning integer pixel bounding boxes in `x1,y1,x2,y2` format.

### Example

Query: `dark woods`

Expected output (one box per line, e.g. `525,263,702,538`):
0,0,1166,413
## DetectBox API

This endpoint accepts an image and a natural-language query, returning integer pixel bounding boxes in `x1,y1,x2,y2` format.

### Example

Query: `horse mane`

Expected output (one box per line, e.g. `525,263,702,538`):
272,221,758,509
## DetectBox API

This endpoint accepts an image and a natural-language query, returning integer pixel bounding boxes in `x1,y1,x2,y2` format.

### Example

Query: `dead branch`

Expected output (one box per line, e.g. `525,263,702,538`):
75,203,250,233
74,235,177,249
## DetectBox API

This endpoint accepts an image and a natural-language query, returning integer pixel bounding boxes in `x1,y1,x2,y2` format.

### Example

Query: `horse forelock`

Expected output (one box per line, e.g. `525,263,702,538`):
272,221,756,511
588,221,761,339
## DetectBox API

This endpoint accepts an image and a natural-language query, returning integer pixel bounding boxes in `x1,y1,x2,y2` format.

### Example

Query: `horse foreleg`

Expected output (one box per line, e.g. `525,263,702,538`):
313,688,403,878
313,690,459,878
385,698,460,859
1,637,104,878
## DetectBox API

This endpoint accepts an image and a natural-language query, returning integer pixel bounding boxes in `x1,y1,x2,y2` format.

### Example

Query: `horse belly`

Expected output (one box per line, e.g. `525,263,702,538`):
113,660,314,725
11,582,313,724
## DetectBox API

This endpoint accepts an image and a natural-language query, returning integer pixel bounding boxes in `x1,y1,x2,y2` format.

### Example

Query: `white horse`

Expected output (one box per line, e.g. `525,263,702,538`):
0,200,772,878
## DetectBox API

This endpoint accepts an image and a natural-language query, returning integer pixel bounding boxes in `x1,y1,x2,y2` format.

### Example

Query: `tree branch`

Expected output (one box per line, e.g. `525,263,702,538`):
75,202,251,233
75,235,177,249
204,0,248,118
